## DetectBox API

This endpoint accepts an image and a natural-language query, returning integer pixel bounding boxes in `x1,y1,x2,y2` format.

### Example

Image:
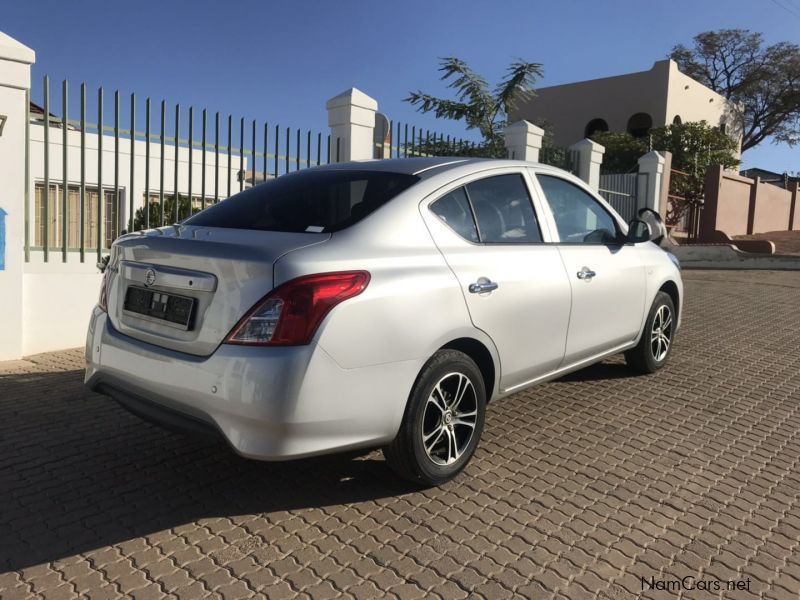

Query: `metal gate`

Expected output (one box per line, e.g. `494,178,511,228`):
598,172,646,222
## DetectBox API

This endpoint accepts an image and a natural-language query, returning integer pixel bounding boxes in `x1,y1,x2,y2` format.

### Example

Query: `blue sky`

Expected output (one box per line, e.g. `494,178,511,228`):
4,0,799,172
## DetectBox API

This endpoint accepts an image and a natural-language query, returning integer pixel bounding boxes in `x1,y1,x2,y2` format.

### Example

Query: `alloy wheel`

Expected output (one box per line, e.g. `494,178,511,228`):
650,305,673,362
421,372,478,466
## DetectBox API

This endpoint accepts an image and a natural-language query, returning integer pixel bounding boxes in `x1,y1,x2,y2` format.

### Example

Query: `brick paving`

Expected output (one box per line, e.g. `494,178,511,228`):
1,269,800,599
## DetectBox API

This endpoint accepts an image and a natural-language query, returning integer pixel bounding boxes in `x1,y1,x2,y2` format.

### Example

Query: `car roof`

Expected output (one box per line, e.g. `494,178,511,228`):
310,157,568,179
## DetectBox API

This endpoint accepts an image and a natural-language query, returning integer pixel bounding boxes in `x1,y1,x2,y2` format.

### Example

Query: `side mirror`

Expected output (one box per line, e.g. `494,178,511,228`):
636,207,666,244
627,219,652,244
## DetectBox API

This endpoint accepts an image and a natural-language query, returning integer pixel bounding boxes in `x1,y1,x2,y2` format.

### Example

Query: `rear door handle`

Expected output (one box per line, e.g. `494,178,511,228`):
469,280,499,294
576,267,596,280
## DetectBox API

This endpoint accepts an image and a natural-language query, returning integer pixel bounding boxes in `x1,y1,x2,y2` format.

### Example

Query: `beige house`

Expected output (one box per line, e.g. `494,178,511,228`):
509,59,741,154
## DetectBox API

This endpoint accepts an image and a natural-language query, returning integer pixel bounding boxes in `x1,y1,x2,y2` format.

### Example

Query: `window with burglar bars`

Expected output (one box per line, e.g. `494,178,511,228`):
34,183,120,250
26,74,473,263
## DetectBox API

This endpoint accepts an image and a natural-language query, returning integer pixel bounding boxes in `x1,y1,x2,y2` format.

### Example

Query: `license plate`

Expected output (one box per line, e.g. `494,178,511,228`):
124,286,195,329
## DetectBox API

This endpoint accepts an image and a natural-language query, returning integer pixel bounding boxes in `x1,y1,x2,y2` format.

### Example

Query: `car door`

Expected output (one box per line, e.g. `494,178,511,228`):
531,171,646,365
421,169,572,391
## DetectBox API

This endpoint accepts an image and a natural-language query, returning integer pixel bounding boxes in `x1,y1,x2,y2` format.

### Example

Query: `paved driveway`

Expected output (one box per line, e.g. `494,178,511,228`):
2,270,799,599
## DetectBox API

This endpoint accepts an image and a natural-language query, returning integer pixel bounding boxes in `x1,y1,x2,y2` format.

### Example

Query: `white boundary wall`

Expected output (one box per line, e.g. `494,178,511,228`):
0,32,34,360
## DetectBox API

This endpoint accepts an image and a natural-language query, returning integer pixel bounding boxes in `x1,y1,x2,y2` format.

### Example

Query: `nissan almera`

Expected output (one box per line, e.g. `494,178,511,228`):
85,157,682,485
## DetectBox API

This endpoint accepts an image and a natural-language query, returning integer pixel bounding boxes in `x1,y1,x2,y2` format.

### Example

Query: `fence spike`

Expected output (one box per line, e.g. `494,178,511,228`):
144,98,150,229
188,107,194,214
173,104,180,222
43,75,49,261
129,93,136,231
201,109,207,211
61,80,69,261
97,87,104,262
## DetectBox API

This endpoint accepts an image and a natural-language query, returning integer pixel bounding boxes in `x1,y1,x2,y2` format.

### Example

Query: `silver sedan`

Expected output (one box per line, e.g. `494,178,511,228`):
85,157,682,486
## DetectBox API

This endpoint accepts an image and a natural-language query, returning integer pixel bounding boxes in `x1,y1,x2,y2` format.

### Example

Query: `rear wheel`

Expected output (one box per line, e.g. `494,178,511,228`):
384,350,486,486
625,291,676,374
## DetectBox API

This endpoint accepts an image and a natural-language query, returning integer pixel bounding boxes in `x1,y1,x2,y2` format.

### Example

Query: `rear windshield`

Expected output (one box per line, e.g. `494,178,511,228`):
184,169,419,233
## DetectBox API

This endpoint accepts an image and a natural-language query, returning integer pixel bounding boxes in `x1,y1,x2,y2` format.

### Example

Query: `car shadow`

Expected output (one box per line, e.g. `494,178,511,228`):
0,358,635,572
555,361,638,383
0,368,420,572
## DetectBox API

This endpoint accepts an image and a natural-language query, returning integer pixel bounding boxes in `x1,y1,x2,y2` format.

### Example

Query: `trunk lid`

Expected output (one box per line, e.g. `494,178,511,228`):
106,225,329,356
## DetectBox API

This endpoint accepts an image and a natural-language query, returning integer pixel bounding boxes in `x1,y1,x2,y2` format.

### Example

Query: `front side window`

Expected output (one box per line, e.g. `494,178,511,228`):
537,175,618,244
465,174,542,243
185,169,419,233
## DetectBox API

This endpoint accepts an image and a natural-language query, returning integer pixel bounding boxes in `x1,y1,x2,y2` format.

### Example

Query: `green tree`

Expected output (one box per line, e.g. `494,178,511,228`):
669,29,800,151
405,57,543,158
652,121,740,226
133,194,194,231
649,121,740,172
592,121,740,226
592,121,739,175
588,131,648,172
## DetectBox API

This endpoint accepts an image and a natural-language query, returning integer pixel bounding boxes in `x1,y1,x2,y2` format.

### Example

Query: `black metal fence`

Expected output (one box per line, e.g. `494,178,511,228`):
539,146,578,174
29,76,344,264
373,118,475,158
27,76,469,264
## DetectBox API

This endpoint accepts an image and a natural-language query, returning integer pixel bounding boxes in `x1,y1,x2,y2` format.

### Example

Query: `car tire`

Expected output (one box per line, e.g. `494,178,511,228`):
383,350,486,486
625,291,676,374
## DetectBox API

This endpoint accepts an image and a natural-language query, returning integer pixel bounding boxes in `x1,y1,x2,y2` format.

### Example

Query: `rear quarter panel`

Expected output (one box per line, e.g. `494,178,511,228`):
272,187,501,391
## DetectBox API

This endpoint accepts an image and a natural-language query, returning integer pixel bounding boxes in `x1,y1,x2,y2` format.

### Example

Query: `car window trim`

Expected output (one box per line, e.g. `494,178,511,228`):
460,185,484,242
430,185,481,244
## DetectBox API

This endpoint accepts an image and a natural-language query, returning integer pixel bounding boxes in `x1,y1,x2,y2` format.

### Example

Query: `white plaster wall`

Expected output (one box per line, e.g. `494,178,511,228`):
0,84,29,360
510,61,671,146
509,60,738,149
22,256,100,356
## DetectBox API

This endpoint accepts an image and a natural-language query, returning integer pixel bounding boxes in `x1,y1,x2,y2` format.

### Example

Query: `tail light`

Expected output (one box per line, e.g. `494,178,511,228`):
225,271,370,346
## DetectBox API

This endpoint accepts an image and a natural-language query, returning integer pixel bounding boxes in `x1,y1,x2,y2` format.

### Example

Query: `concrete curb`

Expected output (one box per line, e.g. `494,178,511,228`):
672,243,800,270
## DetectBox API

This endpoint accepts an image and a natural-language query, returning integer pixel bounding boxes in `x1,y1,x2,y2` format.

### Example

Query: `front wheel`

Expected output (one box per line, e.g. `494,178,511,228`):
625,291,676,374
383,350,486,486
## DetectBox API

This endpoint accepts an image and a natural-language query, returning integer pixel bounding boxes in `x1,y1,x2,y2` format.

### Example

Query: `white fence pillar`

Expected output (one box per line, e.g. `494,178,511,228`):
569,138,605,191
504,120,544,162
0,32,35,360
637,150,667,211
326,88,377,162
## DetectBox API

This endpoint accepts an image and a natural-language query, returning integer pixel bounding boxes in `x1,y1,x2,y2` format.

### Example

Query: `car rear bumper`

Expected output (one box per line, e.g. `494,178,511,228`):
84,308,418,460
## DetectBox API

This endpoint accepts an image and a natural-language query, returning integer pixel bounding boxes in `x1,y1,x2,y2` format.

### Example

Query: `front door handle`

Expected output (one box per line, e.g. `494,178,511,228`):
469,279,499,294
576,267,596,280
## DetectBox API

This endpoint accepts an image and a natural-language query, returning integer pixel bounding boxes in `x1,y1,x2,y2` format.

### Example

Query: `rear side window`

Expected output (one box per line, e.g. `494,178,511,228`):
184,170,419,233
430,188,479,242
466,174,542,243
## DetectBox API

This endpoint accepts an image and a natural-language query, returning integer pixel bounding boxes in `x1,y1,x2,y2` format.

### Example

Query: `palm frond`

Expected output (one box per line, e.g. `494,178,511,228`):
405,91,482,127
437,57,494,110
494,60,543,113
